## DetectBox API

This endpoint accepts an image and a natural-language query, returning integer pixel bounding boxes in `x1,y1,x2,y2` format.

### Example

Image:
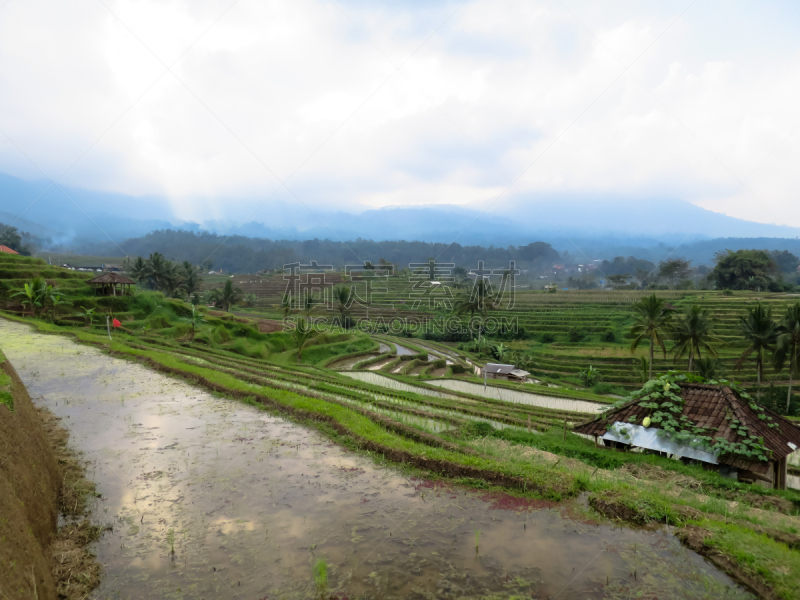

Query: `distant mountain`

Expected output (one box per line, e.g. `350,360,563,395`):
2,171,800,259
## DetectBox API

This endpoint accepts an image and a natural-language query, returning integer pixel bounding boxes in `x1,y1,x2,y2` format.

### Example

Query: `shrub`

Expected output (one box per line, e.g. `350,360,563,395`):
600,329,616,343
540,332,556,344
579,365,602,387
568,328,586,343
591,382,626,396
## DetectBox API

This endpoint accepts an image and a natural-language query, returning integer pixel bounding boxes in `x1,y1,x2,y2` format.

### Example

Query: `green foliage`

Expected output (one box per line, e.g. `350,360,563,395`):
312,559,328,597
702,520,800,600
0,371,13,410
629,293,674,380
672,304,720,372
752,385,800,417
711,249,777,291
579,365,602,387
622,372,771,463
591,382,626,396
774,303,800,413
206,279,242,311
600,329,616,343
736,303,779,386
0,224,29,254
567,327,586,343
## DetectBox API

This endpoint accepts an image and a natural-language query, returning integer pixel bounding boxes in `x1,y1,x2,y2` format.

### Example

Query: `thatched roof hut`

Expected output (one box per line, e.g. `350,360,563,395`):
87,272,136,296
574,381,800,489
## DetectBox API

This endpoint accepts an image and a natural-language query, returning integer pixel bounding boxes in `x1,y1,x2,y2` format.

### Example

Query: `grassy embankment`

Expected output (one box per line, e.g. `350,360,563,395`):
0,349,101,600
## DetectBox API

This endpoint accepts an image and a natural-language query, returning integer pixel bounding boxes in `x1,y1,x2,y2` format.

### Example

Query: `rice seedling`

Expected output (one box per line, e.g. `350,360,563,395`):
312,558,328,598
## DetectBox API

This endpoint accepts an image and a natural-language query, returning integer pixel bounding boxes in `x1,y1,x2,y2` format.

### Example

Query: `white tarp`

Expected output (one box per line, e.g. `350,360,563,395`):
602,421,719,464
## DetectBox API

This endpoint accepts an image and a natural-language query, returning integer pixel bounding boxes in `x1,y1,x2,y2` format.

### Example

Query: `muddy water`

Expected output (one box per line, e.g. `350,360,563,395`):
428,379,606,414
0,319,751,600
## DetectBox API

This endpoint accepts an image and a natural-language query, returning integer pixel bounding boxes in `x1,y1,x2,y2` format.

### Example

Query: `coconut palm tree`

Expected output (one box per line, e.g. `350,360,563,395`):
216,279,242,312
629,293,674,380
274,293,293,319
672,305,721,372
735,303,779,388
145,252,171,291
180,261,203,295
774,302,800,412
454,279,493,338
292,318,315,362
695,357,724,381
128,256,149,284
331,285,352,328
299,293,319,320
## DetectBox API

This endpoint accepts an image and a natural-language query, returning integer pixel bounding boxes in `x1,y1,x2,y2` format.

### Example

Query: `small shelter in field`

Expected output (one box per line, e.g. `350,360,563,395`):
0,245,19,254
574,381,800,489
482,363,530,382
87,272,136,296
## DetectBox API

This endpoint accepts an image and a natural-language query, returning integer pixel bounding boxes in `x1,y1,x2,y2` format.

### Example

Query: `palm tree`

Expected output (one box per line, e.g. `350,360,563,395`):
331,285,352,328
672,305,720,372
629,293,674,380
128,256,148,284
633,356,650,383
180,261,203,295
162,262,188,297
300,293,319,320
292,318,315,362
735,303,779,388
454,279,493,338
216,279,241,312
274,293,293,319
695,357,724,381
774,302,800,412
145,252,171,291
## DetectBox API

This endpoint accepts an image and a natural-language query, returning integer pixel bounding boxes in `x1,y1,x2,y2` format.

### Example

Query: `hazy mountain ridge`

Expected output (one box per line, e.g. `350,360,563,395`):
2,171,800,265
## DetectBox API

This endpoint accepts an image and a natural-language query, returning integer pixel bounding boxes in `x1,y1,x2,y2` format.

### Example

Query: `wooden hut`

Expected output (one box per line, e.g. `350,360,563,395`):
574,382,800,489
87,272,136,296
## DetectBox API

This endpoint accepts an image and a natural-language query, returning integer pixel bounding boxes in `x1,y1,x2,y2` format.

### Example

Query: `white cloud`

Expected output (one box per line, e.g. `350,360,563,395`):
1,0,800,226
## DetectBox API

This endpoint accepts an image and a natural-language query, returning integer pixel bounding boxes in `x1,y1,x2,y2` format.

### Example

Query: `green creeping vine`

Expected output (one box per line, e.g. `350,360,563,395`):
607,372,771,463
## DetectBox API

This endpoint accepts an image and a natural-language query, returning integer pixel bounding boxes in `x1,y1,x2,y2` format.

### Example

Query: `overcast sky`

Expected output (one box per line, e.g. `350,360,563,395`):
1,0,799,228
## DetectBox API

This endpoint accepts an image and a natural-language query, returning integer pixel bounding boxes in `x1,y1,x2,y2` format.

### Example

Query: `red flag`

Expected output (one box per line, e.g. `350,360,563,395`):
112,318,121,328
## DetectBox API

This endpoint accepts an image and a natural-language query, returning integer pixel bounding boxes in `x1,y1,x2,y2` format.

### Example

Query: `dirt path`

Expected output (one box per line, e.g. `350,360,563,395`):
0,318,753,600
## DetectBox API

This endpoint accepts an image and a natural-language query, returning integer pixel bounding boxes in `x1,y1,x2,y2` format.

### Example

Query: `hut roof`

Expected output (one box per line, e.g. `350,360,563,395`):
484,363,515,375
0,245,19,254
574,382,800,474
87,272,136,285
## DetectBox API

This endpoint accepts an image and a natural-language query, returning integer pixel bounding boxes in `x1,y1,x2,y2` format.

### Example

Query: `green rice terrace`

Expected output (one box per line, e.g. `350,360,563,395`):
3,252,800,599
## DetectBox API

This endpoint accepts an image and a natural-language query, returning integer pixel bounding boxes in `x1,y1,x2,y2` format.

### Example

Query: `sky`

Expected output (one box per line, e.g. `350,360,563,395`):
1,0,800,230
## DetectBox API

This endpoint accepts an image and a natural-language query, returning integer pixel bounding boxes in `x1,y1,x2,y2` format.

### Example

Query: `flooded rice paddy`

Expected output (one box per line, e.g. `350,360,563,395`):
427,380,607,414
0,318,752,599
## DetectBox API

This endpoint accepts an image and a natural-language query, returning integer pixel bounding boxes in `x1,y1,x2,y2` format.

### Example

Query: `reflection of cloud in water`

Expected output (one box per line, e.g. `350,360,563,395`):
209,517,259,535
